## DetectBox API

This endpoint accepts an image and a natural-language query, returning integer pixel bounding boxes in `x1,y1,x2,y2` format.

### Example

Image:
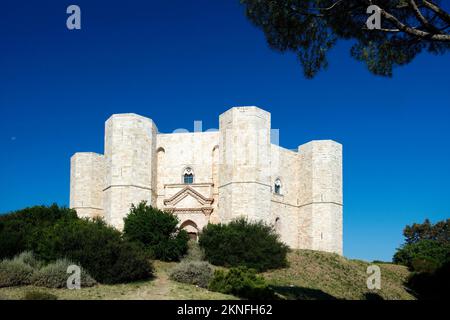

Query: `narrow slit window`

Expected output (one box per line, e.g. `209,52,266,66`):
274,179,282,195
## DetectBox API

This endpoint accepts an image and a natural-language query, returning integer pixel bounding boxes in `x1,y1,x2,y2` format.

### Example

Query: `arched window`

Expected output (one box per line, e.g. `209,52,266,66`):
156,147,166,190
274,178,282,195
183,167,194,184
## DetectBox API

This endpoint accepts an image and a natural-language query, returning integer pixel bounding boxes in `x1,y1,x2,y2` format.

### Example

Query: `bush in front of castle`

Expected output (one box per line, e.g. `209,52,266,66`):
123,202,190,262
208,266,277,300
199,218,289,272
33,217,153,284
0,205,153,285
169,260,213,288
0,252,97,289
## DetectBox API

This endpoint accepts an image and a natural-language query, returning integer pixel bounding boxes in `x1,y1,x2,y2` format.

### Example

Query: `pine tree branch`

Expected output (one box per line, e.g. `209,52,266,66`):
422,0,450,25
380,8,450,41
408,0,440,32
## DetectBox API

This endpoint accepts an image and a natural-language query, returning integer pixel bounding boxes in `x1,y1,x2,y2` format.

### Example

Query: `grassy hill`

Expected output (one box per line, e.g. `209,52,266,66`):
0,250,414,300
0,261,235,300
264,250,414,300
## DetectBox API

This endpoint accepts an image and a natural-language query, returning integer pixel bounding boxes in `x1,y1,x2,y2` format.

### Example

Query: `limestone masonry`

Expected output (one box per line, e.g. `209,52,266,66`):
70,106,343,254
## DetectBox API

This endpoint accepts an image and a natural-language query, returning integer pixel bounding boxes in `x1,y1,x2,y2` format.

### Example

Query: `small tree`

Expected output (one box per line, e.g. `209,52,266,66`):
123,202,189,261
393,239,450,271
394,218,450,271
403,218,449,245
199,218,289,271
394,218,450,299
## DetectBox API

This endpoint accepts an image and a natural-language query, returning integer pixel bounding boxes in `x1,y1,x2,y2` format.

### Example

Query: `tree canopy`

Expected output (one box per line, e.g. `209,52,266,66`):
402,218,449,245
393,218,450,299
393,218,450,270
240,0,450,77
123,202,189,261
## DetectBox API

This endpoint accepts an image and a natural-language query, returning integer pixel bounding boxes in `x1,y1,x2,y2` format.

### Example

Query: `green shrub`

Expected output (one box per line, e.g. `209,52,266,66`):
31,217,153,284
0,205,77,259
0,205,153,285
31,258,97,288
393,239,450,271
208,267,276,300
395,219,450,299
14,251,42,269
169,261,213,288
407,261,450,300
199,218,289,271
23,290,58,300
411,258,441,273
106,241,154,284
0,255,35,287
123,202,189,261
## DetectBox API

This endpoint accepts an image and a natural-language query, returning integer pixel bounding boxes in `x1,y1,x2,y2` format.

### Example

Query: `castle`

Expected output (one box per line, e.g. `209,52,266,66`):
70,106,343,254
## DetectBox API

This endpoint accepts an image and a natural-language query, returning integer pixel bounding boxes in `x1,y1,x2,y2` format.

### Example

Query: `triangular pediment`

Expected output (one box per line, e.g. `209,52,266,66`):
163,186,214,207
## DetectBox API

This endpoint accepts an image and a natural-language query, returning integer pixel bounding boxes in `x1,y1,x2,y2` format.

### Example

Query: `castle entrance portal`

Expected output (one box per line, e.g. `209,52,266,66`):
180,220,199,241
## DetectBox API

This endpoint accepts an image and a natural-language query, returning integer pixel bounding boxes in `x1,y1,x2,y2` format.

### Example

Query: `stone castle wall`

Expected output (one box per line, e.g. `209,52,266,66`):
218,107,272,224
70,152,105,219
102,114,158,230
156,131,220,231
298,141,343,254
270,144,301,247
70,106,343,254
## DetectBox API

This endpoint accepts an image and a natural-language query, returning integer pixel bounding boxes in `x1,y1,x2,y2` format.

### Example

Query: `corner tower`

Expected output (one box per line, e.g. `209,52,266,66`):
103,113,158,229
298,140,343,254
70,152,105,219
218,107,272,222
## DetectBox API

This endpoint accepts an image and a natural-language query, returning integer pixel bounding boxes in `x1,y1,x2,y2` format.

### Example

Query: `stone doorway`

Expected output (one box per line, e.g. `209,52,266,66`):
187,232,198,241
180,220,199,242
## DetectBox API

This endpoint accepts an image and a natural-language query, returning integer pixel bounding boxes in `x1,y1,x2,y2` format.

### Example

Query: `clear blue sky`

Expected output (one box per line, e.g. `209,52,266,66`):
0,1,449,262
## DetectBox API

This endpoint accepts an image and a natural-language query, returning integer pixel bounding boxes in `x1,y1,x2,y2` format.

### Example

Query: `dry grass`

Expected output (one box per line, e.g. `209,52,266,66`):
0,261,235,300
0,250,414,300
264,250,414,300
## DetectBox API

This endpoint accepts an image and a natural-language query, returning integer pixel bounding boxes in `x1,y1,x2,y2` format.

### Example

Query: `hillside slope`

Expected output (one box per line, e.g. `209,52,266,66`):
0,251,414,300
0,261,235,300
264,250,414,300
